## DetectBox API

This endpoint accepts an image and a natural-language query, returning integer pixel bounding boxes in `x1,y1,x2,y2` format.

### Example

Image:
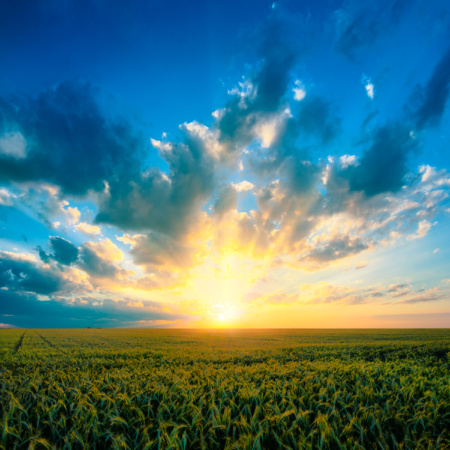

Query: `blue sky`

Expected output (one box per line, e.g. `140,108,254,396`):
1,0,450,328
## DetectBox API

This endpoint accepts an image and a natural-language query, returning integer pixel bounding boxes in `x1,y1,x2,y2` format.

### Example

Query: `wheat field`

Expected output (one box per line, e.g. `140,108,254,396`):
1,329,449,449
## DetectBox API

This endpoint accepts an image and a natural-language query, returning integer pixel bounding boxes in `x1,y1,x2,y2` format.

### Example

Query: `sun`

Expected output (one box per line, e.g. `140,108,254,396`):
183,253,265,327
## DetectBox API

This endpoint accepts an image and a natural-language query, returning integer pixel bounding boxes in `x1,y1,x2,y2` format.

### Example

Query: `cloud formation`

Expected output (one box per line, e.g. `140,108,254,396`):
0,82,145,196
1,1,450,327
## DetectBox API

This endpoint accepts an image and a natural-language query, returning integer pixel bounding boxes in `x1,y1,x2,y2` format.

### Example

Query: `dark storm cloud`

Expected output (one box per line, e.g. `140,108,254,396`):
334,0,409,58
0,251,66,295
0,82,144,195
345,124,417,196
415,48,450,129
0,290,185,328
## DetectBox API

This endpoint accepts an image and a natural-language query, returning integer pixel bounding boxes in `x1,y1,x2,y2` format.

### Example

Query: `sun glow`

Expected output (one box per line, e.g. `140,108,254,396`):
184,254,264,327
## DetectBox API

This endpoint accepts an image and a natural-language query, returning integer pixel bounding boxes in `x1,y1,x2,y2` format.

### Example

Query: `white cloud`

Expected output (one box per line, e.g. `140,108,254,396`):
116,233,145,248
362,74,374,99
407,220,432,240
75,222,102,237
233,180,254,192
212,108,225,119
293,80,306,101
0,188,14,206
180,121,225,159
419,164,450,186
340,154,358,169
255,120,278,148
0,131,27,159
65,206,81,225
228,78,256,109
83,238,123,262
150,138,173,152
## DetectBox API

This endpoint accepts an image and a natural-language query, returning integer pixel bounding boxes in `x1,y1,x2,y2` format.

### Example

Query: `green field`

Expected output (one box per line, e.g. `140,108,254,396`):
1,329,449,449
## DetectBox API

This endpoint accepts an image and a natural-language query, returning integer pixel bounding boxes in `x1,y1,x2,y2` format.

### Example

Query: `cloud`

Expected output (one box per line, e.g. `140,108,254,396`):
233,180,254,192
49,237,79,266
36,236,131,288
75,222,102,237
334,0,409,58
76,239,131,283
95,127,217,238
387,283,410,293
0,131,27,159
296,96,340,144
0,188,14,206
3,184,83,229
414,48,450,128
340,155,358,169
0,250,68,295
293,80,306,101
0,3,449,324
306,235,369,265
345,124,417,196
262,292,299,305
0,82,145,195
406,220,432,240
399,287,446,304
123,231,202,270
82,239,123,262
214,184,238,217
0,290,186,328
38,236,79,266
362,74,374,99
246,279,450,310
217,19,296,150
78,246,123,279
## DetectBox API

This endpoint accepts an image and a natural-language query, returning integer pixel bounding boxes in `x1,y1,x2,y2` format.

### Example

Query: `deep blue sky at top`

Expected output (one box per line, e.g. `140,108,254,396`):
0,0,275,137
1,0,449,169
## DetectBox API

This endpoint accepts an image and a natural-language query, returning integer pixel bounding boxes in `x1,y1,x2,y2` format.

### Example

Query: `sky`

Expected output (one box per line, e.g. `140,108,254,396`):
1,0,450,329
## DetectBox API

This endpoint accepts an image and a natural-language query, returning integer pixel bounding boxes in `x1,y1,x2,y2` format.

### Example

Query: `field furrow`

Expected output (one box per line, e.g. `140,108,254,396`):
12,330,27,353
35,331,68,354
